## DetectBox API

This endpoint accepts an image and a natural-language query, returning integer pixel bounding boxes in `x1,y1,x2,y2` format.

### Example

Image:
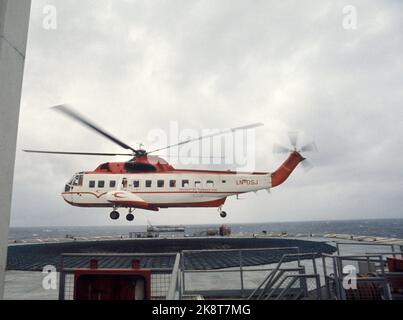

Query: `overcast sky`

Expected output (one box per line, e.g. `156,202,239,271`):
11,0,403,227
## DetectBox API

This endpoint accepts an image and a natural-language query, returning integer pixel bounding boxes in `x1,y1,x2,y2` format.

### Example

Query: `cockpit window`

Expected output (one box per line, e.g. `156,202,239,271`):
72,175,83,186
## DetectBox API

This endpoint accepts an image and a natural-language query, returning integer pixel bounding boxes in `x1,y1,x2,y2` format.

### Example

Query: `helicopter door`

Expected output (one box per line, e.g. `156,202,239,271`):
194,180,202,195
121,177,128,191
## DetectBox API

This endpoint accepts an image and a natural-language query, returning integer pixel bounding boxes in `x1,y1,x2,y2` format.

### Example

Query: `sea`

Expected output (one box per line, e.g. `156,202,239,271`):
8,218,403,241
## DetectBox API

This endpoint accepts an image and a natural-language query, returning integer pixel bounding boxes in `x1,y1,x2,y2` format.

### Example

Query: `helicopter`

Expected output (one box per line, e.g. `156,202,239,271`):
24,105,317,222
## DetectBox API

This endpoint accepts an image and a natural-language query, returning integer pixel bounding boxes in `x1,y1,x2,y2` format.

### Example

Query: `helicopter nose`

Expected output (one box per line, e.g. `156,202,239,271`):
61,192,72,205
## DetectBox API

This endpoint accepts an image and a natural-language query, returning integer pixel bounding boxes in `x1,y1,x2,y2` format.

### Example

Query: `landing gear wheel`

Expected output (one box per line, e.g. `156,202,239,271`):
220,211,227,218
126,213,134,221
110,211,120,220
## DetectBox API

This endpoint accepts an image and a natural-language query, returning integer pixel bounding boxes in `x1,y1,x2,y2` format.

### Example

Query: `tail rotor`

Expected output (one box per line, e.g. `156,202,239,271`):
273,131,318,171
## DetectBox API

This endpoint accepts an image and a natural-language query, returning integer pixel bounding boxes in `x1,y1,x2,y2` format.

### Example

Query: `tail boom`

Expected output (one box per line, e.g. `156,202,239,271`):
271,151,305,187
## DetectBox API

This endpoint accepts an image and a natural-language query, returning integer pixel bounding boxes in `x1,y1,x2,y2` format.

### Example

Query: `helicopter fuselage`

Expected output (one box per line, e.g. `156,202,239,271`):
61,152,304,212
62,171,270,210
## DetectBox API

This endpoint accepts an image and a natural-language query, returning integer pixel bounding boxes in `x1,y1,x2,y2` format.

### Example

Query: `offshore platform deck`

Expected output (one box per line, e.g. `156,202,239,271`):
7,237,335,271
5,235,403,300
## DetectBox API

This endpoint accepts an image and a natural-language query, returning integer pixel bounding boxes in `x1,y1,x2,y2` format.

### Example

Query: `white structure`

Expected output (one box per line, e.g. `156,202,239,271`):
0,0,31,299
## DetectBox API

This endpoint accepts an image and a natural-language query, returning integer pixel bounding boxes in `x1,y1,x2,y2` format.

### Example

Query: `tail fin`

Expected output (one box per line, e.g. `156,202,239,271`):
271,151,305,187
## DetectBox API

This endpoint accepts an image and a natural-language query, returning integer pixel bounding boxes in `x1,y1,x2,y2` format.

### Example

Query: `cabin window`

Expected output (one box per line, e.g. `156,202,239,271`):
109,181,116,188
222,180,227,184
170,180,176,188
133,180,140,188
89,181,95,188
182,180,189,188
146,180,152,188
207,180,214,188
157,180,164,188
195,181,201,188
98,181,105,188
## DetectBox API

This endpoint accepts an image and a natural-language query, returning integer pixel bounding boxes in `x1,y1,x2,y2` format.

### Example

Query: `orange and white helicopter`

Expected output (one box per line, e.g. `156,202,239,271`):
24,105,317,221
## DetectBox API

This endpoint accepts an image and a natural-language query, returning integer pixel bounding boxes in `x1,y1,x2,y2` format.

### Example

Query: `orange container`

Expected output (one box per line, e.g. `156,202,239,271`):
387,257,403,293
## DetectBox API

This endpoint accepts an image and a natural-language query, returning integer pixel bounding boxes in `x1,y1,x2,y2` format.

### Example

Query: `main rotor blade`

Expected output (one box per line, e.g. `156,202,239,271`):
147,123,264,155
52,105,137,153
273,143,291,154
301,159,314,172
161,154,225,160
23,150,133,156
288,131,299,148
300,142,318,153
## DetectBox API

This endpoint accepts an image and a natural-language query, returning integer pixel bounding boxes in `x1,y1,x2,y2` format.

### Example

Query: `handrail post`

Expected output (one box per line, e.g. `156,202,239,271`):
332,256,341,300
315,274,322,300
383,279,392,300
297,247,301,267
379,255,385,276
239,250,245,297
299,267,308,297
58,255,65,300
182,252,186,295
167,253,181,300
337,256,347,300
322,255,331,299
391,245,396,258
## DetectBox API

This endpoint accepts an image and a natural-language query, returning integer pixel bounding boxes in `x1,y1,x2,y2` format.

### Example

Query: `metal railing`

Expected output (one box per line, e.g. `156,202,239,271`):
179,247,301,298
335,241,403,257
165,247,327,300
248,252,322,300
322,250,403,300
57,240,403,300
166,253,182,300
268,274,322,300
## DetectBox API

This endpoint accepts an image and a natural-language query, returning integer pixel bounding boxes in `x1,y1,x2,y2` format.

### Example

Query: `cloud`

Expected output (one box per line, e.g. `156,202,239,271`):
12,0,403,226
